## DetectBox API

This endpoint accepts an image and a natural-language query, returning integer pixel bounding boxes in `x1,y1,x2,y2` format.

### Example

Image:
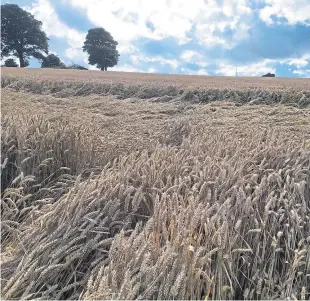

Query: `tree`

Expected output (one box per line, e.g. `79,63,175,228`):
41,53,66,68
1,4,49,67
83,27,119,71
262,73,275,77
4,58,18,67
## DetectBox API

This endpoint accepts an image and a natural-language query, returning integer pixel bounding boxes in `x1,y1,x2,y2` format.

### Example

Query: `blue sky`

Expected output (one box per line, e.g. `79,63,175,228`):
4,0,310,77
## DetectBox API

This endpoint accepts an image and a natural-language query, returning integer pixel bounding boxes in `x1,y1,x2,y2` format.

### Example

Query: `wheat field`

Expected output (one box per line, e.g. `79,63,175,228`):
1,68,310,300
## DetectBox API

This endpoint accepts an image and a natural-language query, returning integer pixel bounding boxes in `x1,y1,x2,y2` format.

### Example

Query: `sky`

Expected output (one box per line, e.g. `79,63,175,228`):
3,0,310,77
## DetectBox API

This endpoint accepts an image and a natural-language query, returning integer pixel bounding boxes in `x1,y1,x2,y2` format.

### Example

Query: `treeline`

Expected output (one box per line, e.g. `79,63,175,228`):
3,54,88,70
40,54,88,70
1,4,119,71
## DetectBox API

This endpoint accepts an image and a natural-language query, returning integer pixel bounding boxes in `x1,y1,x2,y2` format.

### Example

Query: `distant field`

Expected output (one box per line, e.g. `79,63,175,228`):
2,67,310,90
2,67,310,108
1,68,310,300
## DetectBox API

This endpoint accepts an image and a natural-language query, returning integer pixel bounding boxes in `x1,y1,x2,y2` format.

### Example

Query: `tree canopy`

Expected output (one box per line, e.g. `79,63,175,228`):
83,27,119,71
41,53,66,68
3,58,18,67
1,4,49,67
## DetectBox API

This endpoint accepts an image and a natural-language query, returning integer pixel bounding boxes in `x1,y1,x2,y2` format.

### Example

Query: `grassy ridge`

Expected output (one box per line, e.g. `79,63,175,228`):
2,75,310,107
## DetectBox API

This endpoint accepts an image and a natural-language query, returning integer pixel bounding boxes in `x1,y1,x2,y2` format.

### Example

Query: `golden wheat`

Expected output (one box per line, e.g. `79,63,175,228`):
1,71,310,300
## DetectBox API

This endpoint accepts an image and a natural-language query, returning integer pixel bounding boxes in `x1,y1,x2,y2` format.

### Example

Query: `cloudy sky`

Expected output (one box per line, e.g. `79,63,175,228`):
4,0,310,77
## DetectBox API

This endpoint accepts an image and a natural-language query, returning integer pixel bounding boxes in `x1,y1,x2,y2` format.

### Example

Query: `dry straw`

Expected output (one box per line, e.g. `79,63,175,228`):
1,73,310,300
1,115,309,300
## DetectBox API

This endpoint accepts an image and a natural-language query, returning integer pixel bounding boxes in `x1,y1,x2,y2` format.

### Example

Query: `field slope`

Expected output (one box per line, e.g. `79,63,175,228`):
1,68,310,300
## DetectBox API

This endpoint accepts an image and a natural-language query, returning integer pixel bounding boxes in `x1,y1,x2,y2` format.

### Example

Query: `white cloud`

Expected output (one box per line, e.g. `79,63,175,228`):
25,0,62,37
130,55,179,69
28,0,138,57
259,0,310,25
22,0,309,77
117,44,138,54
110,64,142,72
180,50,202,61
65,48,81,60
65,0,160,43
147,67,157,73
293,69,310,77
215,54,310,78
92,64,156,73
284,58,309,69
279,53,310,69
25,0,85,63
197,68,209,75
63,47,89,65
25,0,85,49
66,29,85,49
195,24,229,47
287,53,310,78
216,59,276,76
88,65,99,71
180,67,208,75
180,50,196,61
180,67,195,74
24,0,255,71
66,0,253,49
194,0,252,48
180,50,209,67
66,0,213,44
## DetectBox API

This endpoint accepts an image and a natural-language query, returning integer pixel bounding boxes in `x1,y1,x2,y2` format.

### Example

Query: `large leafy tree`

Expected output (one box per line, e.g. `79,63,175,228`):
1,4,49,67
83,27,119,71
41,53,66,68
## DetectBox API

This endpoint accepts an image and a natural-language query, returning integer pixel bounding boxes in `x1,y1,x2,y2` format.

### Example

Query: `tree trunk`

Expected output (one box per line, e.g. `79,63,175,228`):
19,54,25,68
101,66,107,71
105,66,107,71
